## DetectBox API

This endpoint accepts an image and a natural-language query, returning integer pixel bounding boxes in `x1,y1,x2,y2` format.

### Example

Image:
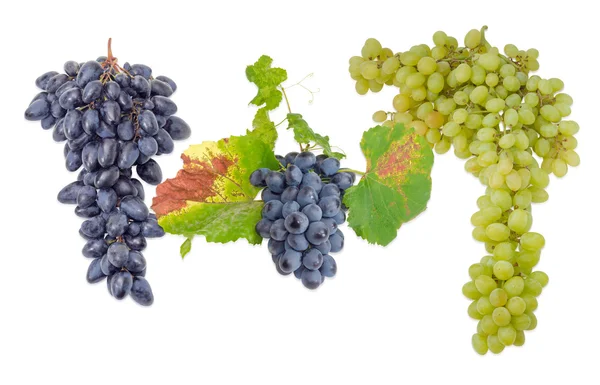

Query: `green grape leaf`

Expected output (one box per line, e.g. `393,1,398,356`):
246,107,277,149
151,133,279,248
180,237,193,259
286,113,345,159
246,55,287,111
343,124,434,246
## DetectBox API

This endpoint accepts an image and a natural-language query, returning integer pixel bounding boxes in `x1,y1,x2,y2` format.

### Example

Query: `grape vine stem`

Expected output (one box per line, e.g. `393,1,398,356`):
280,86,292,114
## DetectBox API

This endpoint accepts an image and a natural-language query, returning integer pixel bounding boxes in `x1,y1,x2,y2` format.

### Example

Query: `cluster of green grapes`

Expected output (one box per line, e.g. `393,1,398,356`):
349,27,580,354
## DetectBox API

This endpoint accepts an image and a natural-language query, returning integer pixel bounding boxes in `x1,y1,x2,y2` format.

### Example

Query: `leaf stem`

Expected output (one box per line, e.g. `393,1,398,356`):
280,86,292,114
342,168,366,176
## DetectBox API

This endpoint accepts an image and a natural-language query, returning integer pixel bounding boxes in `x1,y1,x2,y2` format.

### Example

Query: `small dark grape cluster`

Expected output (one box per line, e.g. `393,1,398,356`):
250,151,355,289
24,42,190,305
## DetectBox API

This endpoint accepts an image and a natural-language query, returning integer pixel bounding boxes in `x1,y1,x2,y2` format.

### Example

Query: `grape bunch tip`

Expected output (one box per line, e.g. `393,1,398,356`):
25,38,191,306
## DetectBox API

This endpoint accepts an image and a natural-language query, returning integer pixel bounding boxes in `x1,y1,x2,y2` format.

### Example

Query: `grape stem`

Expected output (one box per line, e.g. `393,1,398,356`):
280,86,292,114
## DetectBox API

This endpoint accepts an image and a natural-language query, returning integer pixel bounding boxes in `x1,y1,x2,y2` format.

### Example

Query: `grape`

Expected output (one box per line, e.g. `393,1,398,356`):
24,41,192,306
252,151,353,289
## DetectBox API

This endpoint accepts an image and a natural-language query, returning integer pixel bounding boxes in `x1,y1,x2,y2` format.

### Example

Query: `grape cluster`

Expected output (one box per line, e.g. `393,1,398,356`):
250,152,355,289
349,27,580,353
24,40,191,305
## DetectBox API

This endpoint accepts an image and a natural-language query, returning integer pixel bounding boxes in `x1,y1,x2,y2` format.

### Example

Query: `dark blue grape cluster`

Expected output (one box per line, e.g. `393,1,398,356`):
250,151,355,289
24,44,190,305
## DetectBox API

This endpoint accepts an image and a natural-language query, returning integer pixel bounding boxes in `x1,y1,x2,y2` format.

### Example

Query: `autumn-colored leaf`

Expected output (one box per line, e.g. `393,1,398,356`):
343,124,434,246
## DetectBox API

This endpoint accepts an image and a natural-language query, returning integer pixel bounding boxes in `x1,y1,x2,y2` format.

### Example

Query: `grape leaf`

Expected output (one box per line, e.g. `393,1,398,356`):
343,124,434,246
151,133,279,250
286,113,344,159
246,55,287,111
246,107,277,149
180,237,193,259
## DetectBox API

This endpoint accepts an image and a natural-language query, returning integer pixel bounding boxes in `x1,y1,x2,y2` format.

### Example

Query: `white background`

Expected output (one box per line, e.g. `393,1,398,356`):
1,1,598,384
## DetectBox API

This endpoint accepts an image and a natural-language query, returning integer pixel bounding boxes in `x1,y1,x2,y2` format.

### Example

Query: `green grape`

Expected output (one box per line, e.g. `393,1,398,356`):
480,314,499,335
432,31,448,46
372,110,387,123
502,76,520,92
475,275,498,296
554,93,573,105
482,113,500,128
470,65,486,85
504,276,525,297
355,79,369,95
558,120,579,136
464,29,482,48
505,94,522,108
410,120,428,136
473,226,491,242
499,64,516,78
395,65,416,83
472,333,488,355
540,105,561,122
369,79,384,92
393,94,411,112
493,242,515,261
394,112,413,124
498,325,517,346
514,330,525,346
518,109,536,125
492,307,512,326
497,158,513,175
426,72,444,94
528,186,549,203
436,61,451,76
462,281,482,300
520,232,545,251
485,98,506,113
538,79,553,95
485,72,499,87
468,263,486,279
491,189,513,211
478,53,501,71
534,138,551,157
487,334,505,354
360,61,380,80
465,113,483,129
493,261,515,280
499,133,516,149
469,300,483,319
554,103,571,117
416,102,434,120
382,57,400,74
437,98,457,115
406,72,426,89
425,128,442,144
523,278,543,296
508,209,530,234
400,51,420,66
442,121,461,137
435,137,451,154
431,46,447,60
479,151,499,167
526,312,538,330
453,91,469,105
470,85,489,105
486,223,510,242
425,111,444,129
495,85,509,99
550,77,564,91
540,124,558,138
477,296,495,315
506,296,527,315
417,56,437,75
552,158,568,177
522,294,538,311
511,313,531,330
524,92,540,107
362,38,382,59
504,44,519,57
517,251,540,270
453,108,469,124
489,288,508,307
455,63,472,84
513,189,532,208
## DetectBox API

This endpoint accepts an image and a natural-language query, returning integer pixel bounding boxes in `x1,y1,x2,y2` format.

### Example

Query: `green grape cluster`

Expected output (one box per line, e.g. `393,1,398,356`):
349,27,580,354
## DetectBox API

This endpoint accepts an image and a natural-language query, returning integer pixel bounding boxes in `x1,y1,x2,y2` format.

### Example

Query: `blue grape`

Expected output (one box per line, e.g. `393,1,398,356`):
285,165,303,186
280,186,299,203
86,259,106,283
139,110,159,136
296,186,318,208
286,233,309,251
125,251,146,273
136,159,163,185
120,196,149,221
141,220,165,238
279,250,302,274
111,271,133,300
301,269,322,289
250,168,270,187
80,216,106,239
107,242,129,267
35,71,58,89
94,166,120,188
331,172,354,190
321,218,338,235
319,183,340,198
97,188,117,213
130,277,154,306
164,116,190,140
98,138,118,167
282,201,300,218
265,171,286,193
302,248,323,270
261,188,280,202
284,212,309,234
151,79,174,97
305,221,329,245
329,232,344,252
300,172,322,193
268,239,285,256
313,240,331,255
284,152,299,164
319,157,340,176
262,200,283,221
124,234,147,251
152,96,177,115
318,196,341,218
76,61,103,88
256,218,273,238
301,203,322,222
82,80,103,103
104,81,121,100
138,136,158,157
294,152,316,171
269,219,288,241
77,185,97,208
82,239,108,259
320,255,337,277
58,181,84,204
106,212,129,237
